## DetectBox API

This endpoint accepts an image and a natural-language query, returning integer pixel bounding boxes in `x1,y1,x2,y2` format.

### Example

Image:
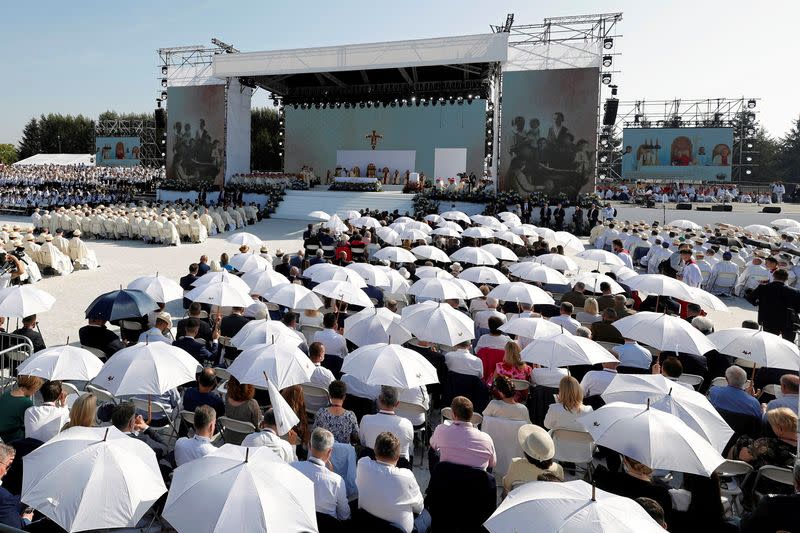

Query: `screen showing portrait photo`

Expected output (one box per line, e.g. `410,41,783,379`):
95,136,141,166
621,127,733,181
500,68,600,197
165,85,226,185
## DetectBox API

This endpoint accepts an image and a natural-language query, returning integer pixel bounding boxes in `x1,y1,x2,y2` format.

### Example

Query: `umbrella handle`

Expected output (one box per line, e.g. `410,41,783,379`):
146,396,152,425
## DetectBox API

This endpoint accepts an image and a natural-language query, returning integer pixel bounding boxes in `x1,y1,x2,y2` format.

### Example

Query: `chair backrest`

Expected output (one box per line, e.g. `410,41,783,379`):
132,397,171,421
481,415,527,480
85,384,116,405
510,379,530,392
119,320,143,331
714,272,737,288
218,335,232,347
762,383,781,397
300,383,331,414
180,410,195,427
440,406,483,426
353,508,405,533
710,376,727,389
756,465,794,486
677,373,705,389
218,416,256,437
213,367,231,382
81,345,107,359
395,401,428,427
714,459,754,477
300,325,324,343
734,357,758,369
550,428,595,464
425,461,497,531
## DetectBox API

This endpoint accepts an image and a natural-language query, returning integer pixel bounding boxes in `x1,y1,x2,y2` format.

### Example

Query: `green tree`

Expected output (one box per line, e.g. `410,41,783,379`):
98,110,155,123
774,115,800,182
17,118,41,159
251,107,281,171
36,114,96,154
0,144,18,165
750,127,779,182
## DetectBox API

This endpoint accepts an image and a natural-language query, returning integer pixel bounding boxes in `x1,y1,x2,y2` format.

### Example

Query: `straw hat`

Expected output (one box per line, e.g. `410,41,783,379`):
517,424,555,461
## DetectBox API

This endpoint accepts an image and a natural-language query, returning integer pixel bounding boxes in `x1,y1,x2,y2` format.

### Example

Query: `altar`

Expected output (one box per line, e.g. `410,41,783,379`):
333,176,379,184
336,150,416,177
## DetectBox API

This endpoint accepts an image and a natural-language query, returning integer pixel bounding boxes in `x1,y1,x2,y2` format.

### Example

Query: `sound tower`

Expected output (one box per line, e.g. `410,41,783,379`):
602,98,619,126
155,108,165,129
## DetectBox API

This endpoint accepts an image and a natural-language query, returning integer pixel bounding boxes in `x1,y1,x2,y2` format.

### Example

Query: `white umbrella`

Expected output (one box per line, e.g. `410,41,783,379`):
301,262,338,279
373,246,417,263
310,265,367,287
313,280,375,307
127,274,184,303
0,285,55,318
307,210,330,221
399,229,431,242
668,219,702,231
342,343,439,388
185,282,253,308
191,270,251,293
229,318,304,349
163,445,316,533
771,218,800,229
344,307,413,346
602,374,734,452
340,209,361,220
404,221,432,233
607,264,638,282
450,246,499,266
497,211,521,224
484,480,665,533
471,214,505,231
227,341,314,389
346,263,391,288
488,282,554,306
441,210,471,223
424,214,444,224
625,274,694,300
92,342,201,396
400,300,475,345
613,312,715,355
408,278,468,301
22,426,167,533
508,263,568,284
462,226,495,239
351,216,381,229
573,272,625,294
459,266,510,285
511,224,538,237
579,402,725,476
493,230,525,246
744,224,777,237
226,231,263,248
437,220,464,232
480,243,519,262
450,278,483,300
266,375,301,436
17,345,103,381
707,328,800,371
262,283,323,310
325,214,348,233
533,253,579,272
376,226,401,245
554,231,586,253
684,286,729,312
499,317,562,340
535,227,557,241
521,334,617,367
411,245,451,263
415,266,454,279
377,266,412,293
241,268,290,295
431,227,462,238
228,253,271,273
576,249,626,266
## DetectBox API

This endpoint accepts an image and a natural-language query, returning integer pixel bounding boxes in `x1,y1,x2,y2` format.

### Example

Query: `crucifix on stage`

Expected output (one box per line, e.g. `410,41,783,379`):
365,129,383,150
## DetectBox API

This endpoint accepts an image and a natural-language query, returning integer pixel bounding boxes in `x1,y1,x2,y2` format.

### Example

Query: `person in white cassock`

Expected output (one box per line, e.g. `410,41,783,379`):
67,230,99,269
241,408,297,462
38,235,74,275
292,428,351,522
174,405,217,466
678,249,703,288
705,251,740,294
735,256,770,297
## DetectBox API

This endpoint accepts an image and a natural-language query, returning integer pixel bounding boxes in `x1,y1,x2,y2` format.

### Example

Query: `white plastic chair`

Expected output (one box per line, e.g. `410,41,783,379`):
300,383,331,414
550,428,595,473
752,465,794,505
395,401,429,465
441,406,483,426
677,373,704,390
511,379,530,392
710,376,728,389
482,415,528,482
85,384,117,405
132,398,179,443
213,367,231,382
715,459,753,516
218,416,257,444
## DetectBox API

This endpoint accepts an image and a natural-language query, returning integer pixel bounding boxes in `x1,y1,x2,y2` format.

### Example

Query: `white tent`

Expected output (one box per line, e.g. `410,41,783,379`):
14,153,95,166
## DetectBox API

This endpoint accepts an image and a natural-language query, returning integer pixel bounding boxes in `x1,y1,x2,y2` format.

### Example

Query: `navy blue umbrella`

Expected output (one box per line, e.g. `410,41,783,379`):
85,289,159,322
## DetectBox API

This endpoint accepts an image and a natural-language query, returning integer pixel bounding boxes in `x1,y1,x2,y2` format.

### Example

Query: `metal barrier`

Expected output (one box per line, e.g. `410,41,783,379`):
0,332,34,392
0,523,27,533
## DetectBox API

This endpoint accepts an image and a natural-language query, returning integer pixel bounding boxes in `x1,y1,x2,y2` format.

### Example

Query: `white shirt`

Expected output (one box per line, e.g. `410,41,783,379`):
313,328,348,357
138,327,170,344
543,403,593,431
616,250,634,269
474,333,512,352
241,429,296,462
359,411,414,459
549,314,581,334
474,309,506,330
614,342,653,369
292,457,351,521
580,369,618,396
341,373,381,400
356,457,424,533
445,349,484,378
397,387,430,426
24,403,69,442
309,364,335,389
531,366,568,388
174,435,216,466
680,262,703,288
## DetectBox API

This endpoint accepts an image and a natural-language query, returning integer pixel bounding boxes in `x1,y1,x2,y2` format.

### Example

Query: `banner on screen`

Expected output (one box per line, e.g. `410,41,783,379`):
500,68,599,197
95,137,140,166
621,128,733,181
166,85,226,185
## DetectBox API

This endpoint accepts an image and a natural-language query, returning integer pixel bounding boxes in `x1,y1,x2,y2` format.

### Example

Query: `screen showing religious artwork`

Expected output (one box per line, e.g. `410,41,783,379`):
500,68,600,197
284,103,486,179
95,137,141,166
621,128,733,181
165,85,226,185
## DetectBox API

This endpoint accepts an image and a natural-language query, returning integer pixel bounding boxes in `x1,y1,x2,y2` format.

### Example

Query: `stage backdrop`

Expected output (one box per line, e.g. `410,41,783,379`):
500,68,599,197
284,104,485,179
225,78,253,182
621,127,733,181
95,137,140,166
166,85,226,185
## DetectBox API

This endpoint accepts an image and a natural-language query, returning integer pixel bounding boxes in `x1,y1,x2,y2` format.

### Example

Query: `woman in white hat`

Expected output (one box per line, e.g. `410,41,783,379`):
502,424,564,494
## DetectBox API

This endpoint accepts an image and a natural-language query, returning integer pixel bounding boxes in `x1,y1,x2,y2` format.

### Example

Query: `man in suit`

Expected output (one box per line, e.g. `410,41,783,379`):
78,318,125,358
11,315,45,352
747,268,800,341
539,204,552,227
179,263,200,309
173,318,219,364
0,444,33,528
547,112,569,144
176,302,213,343
596,282,616,311
560,282,587,308
553,203,566,230
591,308,625,344
220,307,249,360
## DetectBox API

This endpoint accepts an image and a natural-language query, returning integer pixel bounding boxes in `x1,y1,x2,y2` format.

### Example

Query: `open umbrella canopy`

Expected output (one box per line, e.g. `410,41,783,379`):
400,300,475,346
572,272,625,294
441,210,471,223
408,278,468,301
376,266,412,294
344,307,412,346
372,246,417,263
0,285,56,318
707,328,800,371
127,274,184,303
450,278,483,300
459,266,511,285
510,224,538,237
351,215,382,229
163,445,316,533
499,317,563,340
312,280,375,307
307,210,330,221
450,246,499,266
325,214,348,233
346,263,391,288
342,343,439,389
411,245,452,263
533,253,579,272
744,224,777,237
309,265,367,287
22,426,167,533
484,480,665,533
226,231,263,248
624,274,694,301
227,341,314,389
462,226,495,239
683,286,729,312
241,268,290,296
480,243,519,262
613,312,715,355
85,289,157,322
228,253,271,273
17,345,104,382
606,264,638,282
229,318,304,349
488,282,554,306
771,218,800,229
261,283,323,310
340,209,362,220
185,282,253,308
668,219,702,231
579,402,725,476
375,226,401,245
508,262,569,284
399,229,431,242
415,266,454,279
92,342,201,396
553,231,586,253
191,270,251,293
521,333,617,367
602,374,734,452
576,249,626,266
424,213,444,224
493,230,525,246
431,226,462,238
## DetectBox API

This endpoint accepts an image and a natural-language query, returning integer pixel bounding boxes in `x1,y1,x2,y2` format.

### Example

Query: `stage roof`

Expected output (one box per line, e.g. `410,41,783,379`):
14,154,95,166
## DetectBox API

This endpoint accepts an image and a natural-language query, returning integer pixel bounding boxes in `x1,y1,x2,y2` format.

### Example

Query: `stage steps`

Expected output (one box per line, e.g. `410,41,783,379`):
272,189,416,220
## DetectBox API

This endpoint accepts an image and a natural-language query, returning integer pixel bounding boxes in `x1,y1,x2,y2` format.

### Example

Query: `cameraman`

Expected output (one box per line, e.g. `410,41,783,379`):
0,251,26,288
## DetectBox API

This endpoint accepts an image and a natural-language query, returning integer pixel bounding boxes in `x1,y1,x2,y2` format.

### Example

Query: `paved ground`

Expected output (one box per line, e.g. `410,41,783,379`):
614,201,799,227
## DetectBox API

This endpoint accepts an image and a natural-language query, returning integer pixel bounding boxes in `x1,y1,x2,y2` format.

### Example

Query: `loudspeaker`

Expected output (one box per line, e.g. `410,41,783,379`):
602,98,619,126
712,204,733,212
155,108,165,128
696,207,712,211
762,206,782,214
676,203,692,210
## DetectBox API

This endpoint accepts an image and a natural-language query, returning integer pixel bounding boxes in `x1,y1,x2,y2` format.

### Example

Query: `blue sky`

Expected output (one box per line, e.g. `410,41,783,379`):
2,0,797,145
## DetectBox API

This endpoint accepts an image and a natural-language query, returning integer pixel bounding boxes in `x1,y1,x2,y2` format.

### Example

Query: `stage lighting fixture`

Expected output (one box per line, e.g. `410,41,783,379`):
746,156,753,162
487,140,492,145
161,139,166,145
278,151,283,156
603,38,614,49
359,102,365,109
745,169,752,175
457,98,464,105
467,94,473,100
156,99,162,108
411,96,417,102
747,127,756,136
599,172,607,180
161,78,167,87
390,101,397,108
599,155,608,163
161,91,168,100
602,55,613,67
746,142,754,149
748,99,756,109
601,73,612,85
423,99,429,107
161,66,168,75
161,152,166,157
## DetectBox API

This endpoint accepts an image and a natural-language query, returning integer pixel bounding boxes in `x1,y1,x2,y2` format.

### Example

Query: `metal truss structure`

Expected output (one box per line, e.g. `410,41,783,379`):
95,119,160,168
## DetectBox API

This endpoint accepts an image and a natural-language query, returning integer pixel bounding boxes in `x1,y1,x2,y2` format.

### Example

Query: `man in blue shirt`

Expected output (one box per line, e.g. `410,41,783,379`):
764,374,799,417
708,366,761,419
613,338,652,370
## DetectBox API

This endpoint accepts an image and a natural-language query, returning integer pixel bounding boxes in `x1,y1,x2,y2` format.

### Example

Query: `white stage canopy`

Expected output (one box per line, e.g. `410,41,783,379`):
14,154,95,166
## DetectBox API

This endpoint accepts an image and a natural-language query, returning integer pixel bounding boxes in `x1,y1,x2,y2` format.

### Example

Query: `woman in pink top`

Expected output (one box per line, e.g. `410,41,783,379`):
492,341,532,401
